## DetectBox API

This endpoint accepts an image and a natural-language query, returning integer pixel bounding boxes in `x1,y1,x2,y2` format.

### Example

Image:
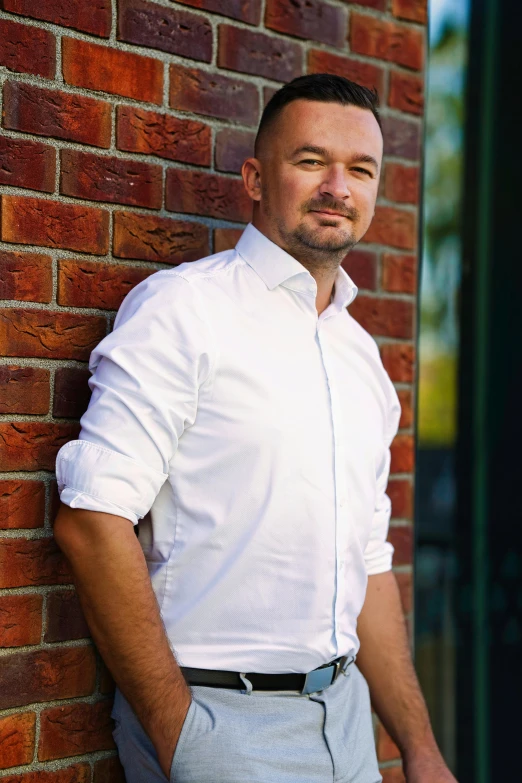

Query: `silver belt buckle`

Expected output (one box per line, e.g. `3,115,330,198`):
301,656,353,695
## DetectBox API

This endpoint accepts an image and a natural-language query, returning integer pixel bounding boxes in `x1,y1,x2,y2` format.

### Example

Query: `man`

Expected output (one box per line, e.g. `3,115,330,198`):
54,74,456,783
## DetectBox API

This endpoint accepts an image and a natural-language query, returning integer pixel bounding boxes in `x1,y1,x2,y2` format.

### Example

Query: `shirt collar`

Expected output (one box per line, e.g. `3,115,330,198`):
235,223,358,309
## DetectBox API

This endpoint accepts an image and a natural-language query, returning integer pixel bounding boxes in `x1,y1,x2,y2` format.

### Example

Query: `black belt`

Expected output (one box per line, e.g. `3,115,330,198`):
181,655,354,695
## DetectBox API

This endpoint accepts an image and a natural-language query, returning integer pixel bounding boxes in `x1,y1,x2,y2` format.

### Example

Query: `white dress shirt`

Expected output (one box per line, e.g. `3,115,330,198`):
56,223,401,674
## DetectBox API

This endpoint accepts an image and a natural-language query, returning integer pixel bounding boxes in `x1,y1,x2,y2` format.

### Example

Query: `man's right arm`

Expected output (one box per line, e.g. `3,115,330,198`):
53,502,192,779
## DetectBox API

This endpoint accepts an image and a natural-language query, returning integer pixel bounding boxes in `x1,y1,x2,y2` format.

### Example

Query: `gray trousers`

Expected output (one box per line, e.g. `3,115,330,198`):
111,663,382,783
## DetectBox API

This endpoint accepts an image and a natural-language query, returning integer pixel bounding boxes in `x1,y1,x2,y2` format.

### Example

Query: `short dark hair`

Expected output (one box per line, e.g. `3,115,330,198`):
254,73,381,157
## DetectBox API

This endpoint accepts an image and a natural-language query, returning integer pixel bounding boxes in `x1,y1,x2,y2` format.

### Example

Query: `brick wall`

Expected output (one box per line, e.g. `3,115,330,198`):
0,0,425,779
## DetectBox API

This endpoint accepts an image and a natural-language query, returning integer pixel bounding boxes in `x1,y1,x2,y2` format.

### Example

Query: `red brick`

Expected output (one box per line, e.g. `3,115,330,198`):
166,170,252,222
60,150,162,209
380,342,415,382
39,701,114,761
308,50,384,96
114,212,209,263
381,765,406,783
218,24,302,82
388,524,413,565
388,478,413,520
382,115,421,160
50,480,61,526
53,367,92,419
384,163,420,204
395,570,413,613
263,86,278,107
118,0,212,62
0,646,95,709
0,712,36,769
0,366,50,414
398,388,413,429
0,480,46,529
214,228,243,253
341,248,377,291
215,129,256,174
363,205,416,250
265,0,345,47
117,106,211,166
345,0,386,9
1,195,110,254
94,756,126,783
0,422,79,472
0,251,53,302
1,0,112,36
389,70,424,115
3,81,111,148
382,253,417,294
390,434,414,473
0,309,106,361
0,136,55,194
58,259,154,311
392,0,427,24
62,38,163,105
169,64,259,126
377,722,401,762
45,590,89,643
0,17,55,78
350,13,424,71
349,296,413,339
0,765,90,783
0,595,43,647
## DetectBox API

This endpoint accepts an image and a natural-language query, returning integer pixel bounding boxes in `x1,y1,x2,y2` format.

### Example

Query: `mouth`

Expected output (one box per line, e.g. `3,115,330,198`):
311,210,349,219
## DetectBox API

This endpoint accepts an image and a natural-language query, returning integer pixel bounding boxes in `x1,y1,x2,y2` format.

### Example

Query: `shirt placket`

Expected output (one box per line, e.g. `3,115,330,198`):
316,314,349,655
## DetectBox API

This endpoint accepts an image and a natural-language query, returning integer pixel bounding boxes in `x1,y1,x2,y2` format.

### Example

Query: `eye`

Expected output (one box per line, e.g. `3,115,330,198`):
300,159,322,166
352,167,373,177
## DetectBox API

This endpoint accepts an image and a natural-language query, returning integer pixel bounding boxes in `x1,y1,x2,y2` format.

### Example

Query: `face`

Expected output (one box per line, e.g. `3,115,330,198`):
242,99,383,266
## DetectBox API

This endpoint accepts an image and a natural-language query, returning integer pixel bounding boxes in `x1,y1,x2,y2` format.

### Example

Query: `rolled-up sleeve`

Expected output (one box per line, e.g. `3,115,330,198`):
56,271,214,525
363,383,402,576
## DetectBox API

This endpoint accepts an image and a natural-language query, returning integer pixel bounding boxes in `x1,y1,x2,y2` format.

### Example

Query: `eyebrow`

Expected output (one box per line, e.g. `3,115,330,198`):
291,145,380,172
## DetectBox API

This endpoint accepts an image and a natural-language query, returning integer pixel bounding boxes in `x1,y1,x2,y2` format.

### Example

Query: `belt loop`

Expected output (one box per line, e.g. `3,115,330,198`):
239,673,253,695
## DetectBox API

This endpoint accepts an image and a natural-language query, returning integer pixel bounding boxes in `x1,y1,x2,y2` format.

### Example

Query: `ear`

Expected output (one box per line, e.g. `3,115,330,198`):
241,158,262,202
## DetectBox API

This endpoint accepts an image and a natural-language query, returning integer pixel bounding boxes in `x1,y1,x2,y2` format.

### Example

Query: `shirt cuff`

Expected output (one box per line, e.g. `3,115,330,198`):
56,439,168,524
364,541,394,576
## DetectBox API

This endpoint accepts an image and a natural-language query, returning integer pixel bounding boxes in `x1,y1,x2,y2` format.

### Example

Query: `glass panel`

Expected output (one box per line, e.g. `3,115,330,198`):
414,0,470,772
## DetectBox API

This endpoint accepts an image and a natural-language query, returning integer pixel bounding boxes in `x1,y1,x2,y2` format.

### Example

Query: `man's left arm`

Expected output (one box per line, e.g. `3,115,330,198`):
356,569,457,782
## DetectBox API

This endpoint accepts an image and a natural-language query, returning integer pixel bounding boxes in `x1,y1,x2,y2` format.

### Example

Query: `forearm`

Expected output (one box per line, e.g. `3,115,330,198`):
356,570,438,762
54,503,191,776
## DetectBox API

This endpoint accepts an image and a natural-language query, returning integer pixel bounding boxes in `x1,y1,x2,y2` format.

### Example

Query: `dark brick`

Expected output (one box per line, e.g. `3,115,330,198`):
0,251,53,302
0,595,43,647
53,367,92,419
169,64,259,125
94,756,126,783
117,105,211,166
0,479,46,529
341,248,377,291
382,115,421,160
39,701,114,761
114,211,209,263
218,24,302,81
0,308,106,360
173,0,261,24
308,50,385,95
1,0,112,37
3,81,112,148
0,422,80,472
0,195,110,254
45,590,89,643
118,0,212,62
0,647,96,709
0,366,50,414
265,0,346,47
0,135,55,193
60,150,162,209
62,38,163,104
57,259,154,311
215,128,255,174
0,17,55,78
166,169,251,222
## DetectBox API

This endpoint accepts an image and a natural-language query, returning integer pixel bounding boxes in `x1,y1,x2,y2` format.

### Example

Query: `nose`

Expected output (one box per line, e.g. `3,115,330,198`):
319,165,351,201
